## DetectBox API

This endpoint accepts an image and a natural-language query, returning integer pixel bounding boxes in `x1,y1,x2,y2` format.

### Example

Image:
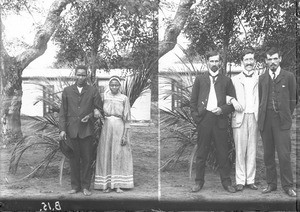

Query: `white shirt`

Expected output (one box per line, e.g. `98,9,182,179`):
269,66,281,79
243,71,256,113
206,70,219,111
77,86,83,93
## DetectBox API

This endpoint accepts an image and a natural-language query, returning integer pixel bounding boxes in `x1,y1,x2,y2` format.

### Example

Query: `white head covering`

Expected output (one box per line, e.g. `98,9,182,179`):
109,76,121,85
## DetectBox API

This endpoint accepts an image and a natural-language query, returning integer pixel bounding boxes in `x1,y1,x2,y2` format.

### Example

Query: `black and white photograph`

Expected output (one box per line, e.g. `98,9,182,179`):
0,0,298,211
0,0,158,210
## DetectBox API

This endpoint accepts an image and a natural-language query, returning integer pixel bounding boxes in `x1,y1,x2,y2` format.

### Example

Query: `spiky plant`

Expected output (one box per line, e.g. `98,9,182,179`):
160,55,235,178
9,77,70,179
122,66,155,107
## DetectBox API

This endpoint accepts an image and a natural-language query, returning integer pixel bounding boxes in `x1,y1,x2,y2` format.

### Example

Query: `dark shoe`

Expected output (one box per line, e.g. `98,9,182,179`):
247,183,258,190
191,184,203,193
285,188,296,197
262,184,277,194
224,185,236,193
83,188,92,196
236,184,244,191
68,189,79,194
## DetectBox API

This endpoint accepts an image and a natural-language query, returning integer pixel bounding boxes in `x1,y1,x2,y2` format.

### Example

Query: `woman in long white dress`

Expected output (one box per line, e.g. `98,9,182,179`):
94,76,134,193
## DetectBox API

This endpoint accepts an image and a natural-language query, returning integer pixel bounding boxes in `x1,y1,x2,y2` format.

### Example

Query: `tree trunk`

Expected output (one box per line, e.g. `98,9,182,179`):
0,7,4,143
0,0,72,143
1,57,23,142
158,0,195,59
221,0,236,74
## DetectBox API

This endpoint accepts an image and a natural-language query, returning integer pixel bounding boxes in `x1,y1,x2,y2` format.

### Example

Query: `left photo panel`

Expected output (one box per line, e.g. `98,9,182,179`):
0,0,159,211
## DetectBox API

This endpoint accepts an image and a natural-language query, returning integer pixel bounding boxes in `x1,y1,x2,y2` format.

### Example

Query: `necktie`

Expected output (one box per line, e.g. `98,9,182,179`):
243,72,254,78
272,72,276,80
210,74,218,84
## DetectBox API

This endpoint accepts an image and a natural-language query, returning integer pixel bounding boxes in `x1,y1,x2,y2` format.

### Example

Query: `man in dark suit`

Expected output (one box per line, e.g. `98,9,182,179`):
190,50,236,193
59,65,102,196
258,47,297,197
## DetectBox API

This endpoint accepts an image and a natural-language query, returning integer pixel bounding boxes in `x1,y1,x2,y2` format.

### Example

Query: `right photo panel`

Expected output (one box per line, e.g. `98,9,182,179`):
158,0,298,210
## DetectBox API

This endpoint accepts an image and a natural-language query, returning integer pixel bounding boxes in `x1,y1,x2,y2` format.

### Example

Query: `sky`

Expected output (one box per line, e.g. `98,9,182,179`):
3,0,189,70
3,0,59,69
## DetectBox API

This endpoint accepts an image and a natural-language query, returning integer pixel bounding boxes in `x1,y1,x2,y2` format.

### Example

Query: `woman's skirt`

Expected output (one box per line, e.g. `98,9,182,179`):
94,116,134,189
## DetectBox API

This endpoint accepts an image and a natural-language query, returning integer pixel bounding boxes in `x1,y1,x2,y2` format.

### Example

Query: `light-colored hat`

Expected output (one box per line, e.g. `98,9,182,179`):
109,75,122,85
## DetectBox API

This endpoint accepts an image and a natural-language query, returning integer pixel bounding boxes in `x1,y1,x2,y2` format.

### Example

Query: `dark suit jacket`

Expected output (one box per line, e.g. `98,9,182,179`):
190,72,236,129
258,69,297,131
59,84,102,139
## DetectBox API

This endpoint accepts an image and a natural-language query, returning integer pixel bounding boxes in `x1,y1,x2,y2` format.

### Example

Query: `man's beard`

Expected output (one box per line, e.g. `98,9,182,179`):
211,66,219,72
270,64,277,72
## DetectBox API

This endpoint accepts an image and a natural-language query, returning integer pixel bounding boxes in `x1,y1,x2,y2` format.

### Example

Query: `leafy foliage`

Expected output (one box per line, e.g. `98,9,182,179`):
184,0,297,72
1,0,39,15
53,0,158,70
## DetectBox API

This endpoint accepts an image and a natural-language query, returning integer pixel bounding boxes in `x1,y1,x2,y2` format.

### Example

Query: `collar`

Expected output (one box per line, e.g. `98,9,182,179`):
269,66,281,78
208,69,219,77
243,70,254,78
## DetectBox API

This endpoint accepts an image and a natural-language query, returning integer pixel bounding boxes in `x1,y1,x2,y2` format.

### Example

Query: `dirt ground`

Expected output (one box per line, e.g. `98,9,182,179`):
0,106,299,211
0,122,159,211
160,110,299,211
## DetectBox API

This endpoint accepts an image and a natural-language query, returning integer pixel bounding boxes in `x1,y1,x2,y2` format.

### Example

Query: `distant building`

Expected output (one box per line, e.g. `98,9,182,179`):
21,68,151,122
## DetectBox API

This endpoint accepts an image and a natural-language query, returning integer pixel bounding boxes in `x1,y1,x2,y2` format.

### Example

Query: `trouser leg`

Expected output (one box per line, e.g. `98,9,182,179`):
233,120,247,185
271,113,293,190
213,119,232,188
245,113,257,185
79,136,94,190
70,137,81,190
260,111,277,187
195,113,214,186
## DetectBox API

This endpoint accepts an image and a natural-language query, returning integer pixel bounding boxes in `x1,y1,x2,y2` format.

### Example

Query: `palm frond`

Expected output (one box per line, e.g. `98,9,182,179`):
122,68,153,106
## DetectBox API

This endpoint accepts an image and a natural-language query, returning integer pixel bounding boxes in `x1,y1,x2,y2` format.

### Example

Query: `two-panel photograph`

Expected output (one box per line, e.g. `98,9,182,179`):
0,0,298,211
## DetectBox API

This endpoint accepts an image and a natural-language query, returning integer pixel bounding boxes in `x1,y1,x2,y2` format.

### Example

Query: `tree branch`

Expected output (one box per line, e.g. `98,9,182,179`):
16,0,72,70
158,0,195,59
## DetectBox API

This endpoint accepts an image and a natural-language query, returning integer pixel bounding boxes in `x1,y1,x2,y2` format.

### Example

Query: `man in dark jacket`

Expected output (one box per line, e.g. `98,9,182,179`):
258,47,297,197
190,50,236,193
59,65,102,196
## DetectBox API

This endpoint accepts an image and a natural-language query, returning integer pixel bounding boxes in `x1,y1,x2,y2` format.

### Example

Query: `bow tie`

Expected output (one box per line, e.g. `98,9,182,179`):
243,72,254,78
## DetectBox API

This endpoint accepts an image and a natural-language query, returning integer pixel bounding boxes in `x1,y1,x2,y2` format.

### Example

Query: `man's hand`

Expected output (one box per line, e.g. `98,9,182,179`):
211,107,222,115
231,98,243,112
121,136,127,146
94,109,101,119
81,115,90,123
59,131,67,140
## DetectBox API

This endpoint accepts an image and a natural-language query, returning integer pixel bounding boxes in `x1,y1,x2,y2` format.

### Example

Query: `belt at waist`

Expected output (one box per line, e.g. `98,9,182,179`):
105,115,122,119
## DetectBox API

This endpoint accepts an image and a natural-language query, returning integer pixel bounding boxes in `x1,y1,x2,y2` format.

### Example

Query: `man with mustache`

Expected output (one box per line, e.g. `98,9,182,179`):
227,47,259,191
190,50,237,193
59,65,102,196
258,47,297,197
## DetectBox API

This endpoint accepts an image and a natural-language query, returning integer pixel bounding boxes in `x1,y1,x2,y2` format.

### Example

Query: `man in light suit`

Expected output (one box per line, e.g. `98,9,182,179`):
227,47,259,191
258,47,297,197
190,50,236,193
59,65,102,196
